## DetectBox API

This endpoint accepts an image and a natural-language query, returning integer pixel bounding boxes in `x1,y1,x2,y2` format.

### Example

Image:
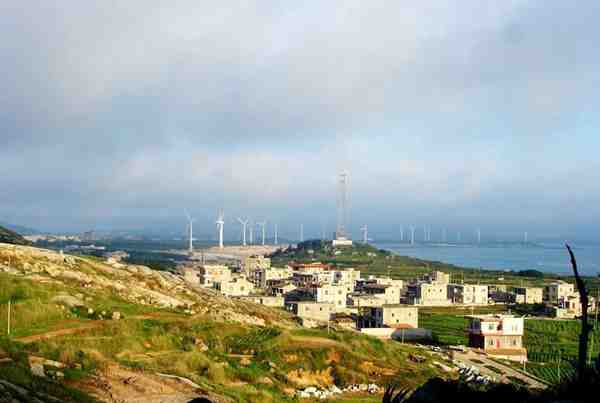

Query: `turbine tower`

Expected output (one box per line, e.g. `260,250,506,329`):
237,218,248,246
300,224,304,242
184,211,195,253
476,228,481,244
524,231,528,243
336,171,350,240
360,224,368,244
274,223,278,245
257,221,266,245
400,225,404,242
216,210,225,249
249,220,254,245
410,225,415,245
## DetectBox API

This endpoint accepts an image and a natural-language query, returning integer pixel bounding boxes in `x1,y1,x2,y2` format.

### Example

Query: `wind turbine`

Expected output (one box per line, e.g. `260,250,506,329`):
300,224,304,242
360,224,368,244
410,225,415,245
184,211,195,253
249,219,254,244
237,218,248,246
216,210,225,249
274,223,278,245
476,228,481,244
400,225,404,242
257,221,266,245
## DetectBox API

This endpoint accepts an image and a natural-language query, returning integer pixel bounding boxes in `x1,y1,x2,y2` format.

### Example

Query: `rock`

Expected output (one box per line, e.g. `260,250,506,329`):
51,294,85,308
30,363,45,378
112,311,121,320
88,308,94,315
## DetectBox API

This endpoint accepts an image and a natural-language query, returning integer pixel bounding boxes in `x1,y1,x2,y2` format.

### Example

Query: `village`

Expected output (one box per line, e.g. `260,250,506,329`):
179,253,595,364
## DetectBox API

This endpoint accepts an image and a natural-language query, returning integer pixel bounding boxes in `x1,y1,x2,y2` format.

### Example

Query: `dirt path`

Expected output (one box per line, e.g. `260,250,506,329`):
454,351,547,389
289,336,342,348
15,322,104,343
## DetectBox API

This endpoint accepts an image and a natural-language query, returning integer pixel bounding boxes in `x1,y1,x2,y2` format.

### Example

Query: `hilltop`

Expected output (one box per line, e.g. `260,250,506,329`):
0,243,452,402
0,225,31,246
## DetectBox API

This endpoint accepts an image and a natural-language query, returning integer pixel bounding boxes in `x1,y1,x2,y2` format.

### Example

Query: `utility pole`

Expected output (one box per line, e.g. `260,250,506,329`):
7,299,11,336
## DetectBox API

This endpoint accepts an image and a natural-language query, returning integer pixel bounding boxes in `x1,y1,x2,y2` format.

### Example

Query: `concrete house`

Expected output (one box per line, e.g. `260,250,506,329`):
362,283,402,305
198,265,231,288
423,271,451,285
358,305,418,329
288,302,334,326
215,277,254,297
407,282,450,306
314,284,347,311
448,284,489,305
467,314,527,362
252,266,293,288
513,287,543,304
544,281,575,304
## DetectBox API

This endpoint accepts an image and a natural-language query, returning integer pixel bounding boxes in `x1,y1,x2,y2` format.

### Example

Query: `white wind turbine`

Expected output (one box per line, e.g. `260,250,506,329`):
216,210,225,249
360,224,368,244
184,210,195,253
249,220,254,245
257,221,266,245
237,218,248,246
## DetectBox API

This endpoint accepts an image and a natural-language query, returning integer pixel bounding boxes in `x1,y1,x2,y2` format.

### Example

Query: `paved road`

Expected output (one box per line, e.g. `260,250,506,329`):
453,350,547,389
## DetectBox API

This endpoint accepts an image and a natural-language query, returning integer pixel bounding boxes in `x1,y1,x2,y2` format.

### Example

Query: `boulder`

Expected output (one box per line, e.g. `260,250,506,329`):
51,294,85,308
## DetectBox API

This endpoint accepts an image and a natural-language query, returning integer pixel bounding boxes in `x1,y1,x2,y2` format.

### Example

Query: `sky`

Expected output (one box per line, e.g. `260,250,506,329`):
1,1,599,241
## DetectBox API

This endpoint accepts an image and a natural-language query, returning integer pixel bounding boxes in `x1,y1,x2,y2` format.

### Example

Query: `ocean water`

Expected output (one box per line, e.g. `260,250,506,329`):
374,242,600,276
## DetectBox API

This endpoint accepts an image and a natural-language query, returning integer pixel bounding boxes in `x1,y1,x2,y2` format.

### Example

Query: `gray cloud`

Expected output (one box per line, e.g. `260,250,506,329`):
1,1,600,238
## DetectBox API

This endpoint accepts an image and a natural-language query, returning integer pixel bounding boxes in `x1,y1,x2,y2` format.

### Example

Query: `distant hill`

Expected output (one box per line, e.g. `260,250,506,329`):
0,225,31,245
0,222,40,235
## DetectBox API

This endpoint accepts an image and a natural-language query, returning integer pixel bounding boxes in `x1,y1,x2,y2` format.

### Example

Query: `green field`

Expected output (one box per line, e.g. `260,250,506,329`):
418,308,600,385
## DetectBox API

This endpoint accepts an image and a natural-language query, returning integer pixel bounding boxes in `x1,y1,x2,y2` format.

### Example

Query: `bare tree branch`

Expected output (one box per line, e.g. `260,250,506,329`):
566,243,593,381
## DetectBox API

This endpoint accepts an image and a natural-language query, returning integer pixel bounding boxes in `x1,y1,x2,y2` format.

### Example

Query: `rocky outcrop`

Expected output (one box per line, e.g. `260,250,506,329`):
0,244,294,328
0,226,31,246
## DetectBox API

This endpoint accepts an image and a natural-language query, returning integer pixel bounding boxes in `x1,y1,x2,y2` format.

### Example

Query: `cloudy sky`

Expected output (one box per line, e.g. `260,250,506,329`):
1,1,599,241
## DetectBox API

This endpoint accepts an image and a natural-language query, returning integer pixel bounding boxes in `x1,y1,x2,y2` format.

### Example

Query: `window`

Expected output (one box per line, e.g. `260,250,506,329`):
488,339,494,346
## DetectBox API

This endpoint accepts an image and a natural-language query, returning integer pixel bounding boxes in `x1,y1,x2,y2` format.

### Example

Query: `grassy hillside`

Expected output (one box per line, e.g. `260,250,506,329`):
0,244,453,402
0,225,31,246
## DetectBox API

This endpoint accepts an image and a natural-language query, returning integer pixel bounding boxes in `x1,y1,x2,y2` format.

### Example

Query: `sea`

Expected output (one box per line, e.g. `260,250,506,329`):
374,241,600,276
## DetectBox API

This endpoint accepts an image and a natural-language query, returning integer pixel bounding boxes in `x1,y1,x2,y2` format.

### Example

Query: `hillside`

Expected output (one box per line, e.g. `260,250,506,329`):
0,243,452,402
0,225,31,246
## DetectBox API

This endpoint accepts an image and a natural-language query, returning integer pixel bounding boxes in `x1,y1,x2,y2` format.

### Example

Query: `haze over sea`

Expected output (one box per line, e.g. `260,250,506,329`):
375,242,600,276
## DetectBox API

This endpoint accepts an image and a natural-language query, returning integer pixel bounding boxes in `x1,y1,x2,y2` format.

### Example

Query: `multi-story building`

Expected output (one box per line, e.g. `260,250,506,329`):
513,287,543,304
407,282,450,306
251,266,293,288
314,284,347,311
359,305,418,329
362,283,402,305
467,314,526,361
447,284,489,305
198,265,231,288
544,281,575,304
423,271,451,285
214,277,254,297
242,255,271,277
